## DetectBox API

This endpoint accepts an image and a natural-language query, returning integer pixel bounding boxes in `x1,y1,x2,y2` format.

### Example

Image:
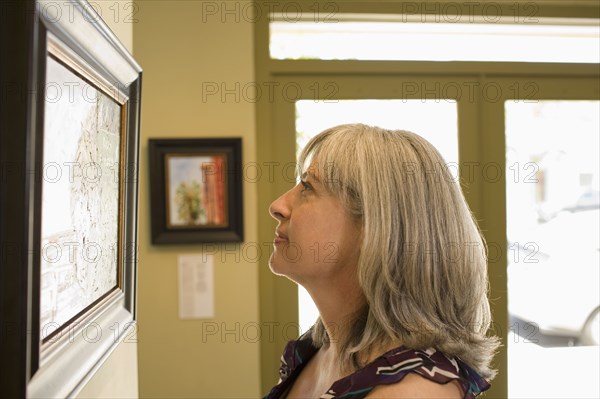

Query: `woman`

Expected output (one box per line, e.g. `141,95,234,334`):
266,124,499,399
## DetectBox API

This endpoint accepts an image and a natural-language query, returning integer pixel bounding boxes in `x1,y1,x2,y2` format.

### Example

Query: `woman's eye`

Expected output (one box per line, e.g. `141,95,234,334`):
300,181,312,193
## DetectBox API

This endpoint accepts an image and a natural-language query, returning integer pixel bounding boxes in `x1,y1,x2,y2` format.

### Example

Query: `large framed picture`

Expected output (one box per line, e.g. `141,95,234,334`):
0,1,141,397
149,138,244,244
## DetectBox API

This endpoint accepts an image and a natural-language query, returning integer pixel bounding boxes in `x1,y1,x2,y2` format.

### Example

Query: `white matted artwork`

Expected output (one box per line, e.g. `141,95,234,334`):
16,3,142,397
39,55,122,340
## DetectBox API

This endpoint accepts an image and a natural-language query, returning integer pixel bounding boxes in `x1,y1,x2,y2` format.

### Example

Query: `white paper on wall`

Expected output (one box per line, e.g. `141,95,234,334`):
178,254,214,319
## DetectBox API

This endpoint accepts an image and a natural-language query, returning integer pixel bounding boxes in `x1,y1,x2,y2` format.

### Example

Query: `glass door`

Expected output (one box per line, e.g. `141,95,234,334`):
267,73,499,393
505,99,599,398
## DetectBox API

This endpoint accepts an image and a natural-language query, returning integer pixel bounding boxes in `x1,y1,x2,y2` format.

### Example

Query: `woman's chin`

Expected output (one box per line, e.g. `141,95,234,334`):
268,254,287,276
268,256,302,284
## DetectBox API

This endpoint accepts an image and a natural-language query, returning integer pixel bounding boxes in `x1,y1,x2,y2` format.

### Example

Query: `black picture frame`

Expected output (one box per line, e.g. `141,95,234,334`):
1,1,141,397
149,138,244,244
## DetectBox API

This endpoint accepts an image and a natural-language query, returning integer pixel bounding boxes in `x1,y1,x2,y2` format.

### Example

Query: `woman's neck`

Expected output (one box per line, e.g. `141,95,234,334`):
303,276,403,372
303,274,365,359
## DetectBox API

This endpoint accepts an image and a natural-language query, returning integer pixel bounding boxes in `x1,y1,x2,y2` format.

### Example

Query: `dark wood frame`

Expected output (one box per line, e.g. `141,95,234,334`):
149,138,244,244
0,1,141,397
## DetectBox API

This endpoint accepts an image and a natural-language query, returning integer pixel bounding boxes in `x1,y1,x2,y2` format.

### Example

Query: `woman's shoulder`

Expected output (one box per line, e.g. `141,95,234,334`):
365,372,463,399
325,346,490,399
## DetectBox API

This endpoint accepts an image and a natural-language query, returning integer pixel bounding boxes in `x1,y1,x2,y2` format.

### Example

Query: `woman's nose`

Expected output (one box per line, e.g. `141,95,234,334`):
269,188,293,221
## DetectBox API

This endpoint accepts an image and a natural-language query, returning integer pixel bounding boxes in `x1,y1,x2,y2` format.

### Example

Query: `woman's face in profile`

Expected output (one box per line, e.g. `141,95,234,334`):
268,166,362,287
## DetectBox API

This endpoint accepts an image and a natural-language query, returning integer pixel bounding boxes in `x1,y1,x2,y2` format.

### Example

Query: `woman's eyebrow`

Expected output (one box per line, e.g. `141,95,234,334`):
301,170,320,182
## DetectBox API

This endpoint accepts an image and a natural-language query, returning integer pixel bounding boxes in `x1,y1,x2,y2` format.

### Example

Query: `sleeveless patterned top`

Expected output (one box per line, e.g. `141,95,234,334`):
264,331,491,399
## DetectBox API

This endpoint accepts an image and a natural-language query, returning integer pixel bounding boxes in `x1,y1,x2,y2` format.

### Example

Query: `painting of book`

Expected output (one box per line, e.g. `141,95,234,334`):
165,154,228,228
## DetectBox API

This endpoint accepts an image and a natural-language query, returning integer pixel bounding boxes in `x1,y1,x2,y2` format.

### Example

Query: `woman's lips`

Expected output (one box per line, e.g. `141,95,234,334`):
274,230,288,245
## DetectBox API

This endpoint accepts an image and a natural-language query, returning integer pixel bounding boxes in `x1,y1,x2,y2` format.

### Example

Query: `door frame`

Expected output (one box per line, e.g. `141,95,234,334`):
254,2,600,396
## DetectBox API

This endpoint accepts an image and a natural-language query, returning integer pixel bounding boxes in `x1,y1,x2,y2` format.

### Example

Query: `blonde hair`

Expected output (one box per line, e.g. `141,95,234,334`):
299,124,499,380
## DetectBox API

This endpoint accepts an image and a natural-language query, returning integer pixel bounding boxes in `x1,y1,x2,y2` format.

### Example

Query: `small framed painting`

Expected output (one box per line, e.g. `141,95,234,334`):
149,138,244,244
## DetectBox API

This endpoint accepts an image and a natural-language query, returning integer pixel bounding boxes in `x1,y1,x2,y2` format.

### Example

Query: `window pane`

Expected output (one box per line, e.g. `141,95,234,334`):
506,101,600,398
295,99,459,334
296,100,458,163
271,19,600,63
